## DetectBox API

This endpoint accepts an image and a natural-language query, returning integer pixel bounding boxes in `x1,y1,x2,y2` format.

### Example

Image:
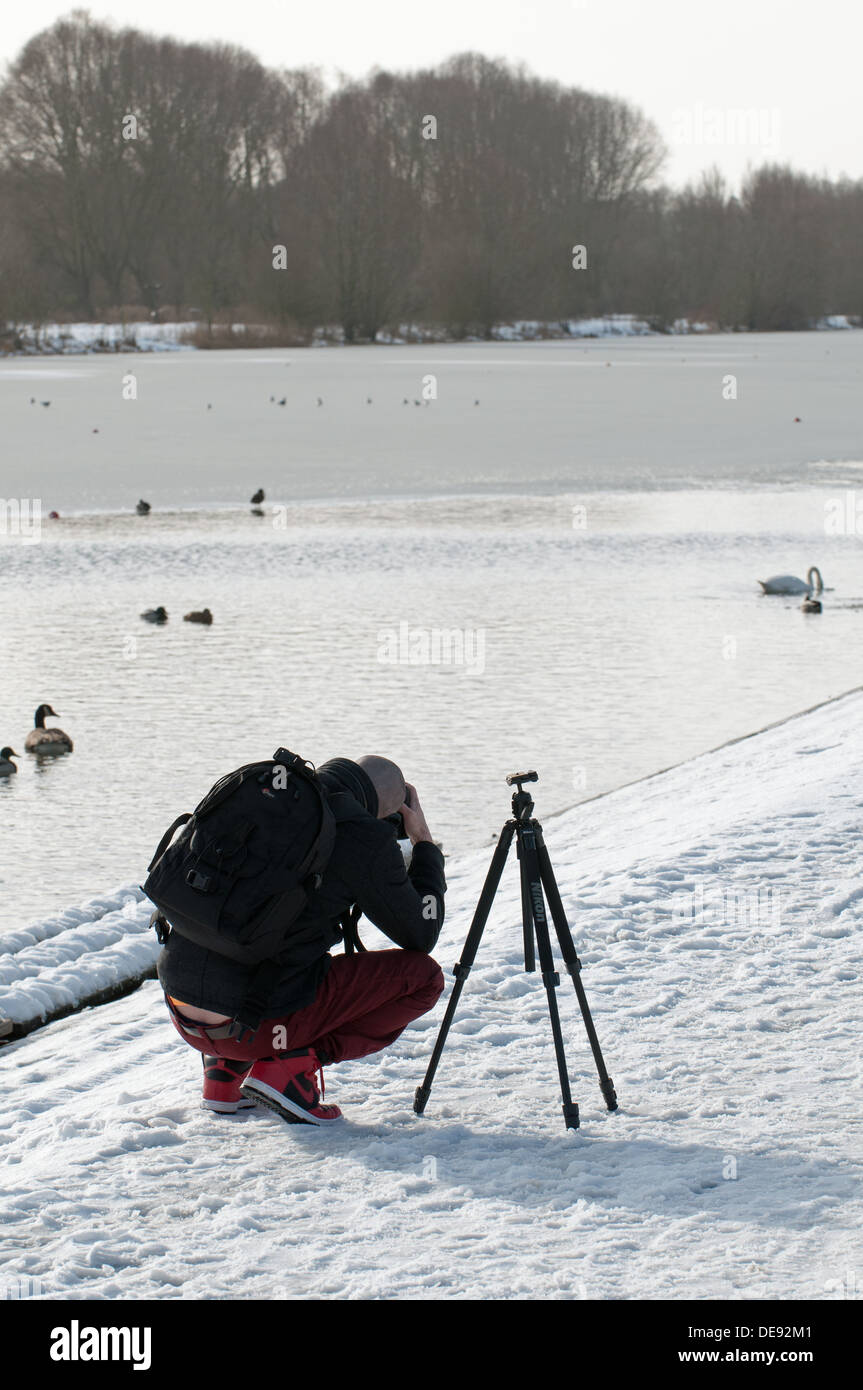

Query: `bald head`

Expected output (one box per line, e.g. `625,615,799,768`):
356,754,406,819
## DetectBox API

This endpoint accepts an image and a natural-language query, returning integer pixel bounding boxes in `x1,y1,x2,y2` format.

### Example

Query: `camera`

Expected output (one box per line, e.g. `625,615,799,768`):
385,786,411,840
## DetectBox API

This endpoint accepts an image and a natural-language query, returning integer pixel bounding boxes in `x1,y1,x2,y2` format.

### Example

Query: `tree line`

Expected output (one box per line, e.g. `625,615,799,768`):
0,9,860,343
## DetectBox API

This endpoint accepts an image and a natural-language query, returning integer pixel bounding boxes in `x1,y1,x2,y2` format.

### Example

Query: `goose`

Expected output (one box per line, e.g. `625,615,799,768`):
801,595,822,613
0,748,19,777
136,499,151,515
24,706,73,754
250,488,265,505
758,567,823,596
141,606,168,623
184,608,213,625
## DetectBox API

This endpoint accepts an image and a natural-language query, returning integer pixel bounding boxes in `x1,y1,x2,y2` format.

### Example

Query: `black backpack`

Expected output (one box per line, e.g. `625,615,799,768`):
143,748,337,978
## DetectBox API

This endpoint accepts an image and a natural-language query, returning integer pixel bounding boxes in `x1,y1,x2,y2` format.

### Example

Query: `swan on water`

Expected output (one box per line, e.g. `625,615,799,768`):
758,566,823,596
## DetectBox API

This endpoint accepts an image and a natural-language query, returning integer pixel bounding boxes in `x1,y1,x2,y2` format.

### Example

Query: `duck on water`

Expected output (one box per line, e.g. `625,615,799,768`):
0,747,20,776
24,706,73,754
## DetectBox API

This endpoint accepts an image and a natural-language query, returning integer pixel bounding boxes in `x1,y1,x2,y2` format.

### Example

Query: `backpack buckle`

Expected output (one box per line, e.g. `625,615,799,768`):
186,868,213,892
149,910,171,944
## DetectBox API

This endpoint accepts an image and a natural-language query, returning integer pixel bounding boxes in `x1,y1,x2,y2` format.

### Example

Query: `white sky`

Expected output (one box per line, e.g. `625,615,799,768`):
1,0,860,190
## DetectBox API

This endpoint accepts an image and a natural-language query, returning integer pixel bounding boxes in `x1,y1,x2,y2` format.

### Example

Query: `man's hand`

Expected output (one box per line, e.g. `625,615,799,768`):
401,782,433,846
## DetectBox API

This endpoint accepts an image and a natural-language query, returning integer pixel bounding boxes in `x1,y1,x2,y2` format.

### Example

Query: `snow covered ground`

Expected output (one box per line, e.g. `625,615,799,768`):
6,315,657,354
4,313,858,356
1,689,861,1300
0,887,154,1034
5,321,199,354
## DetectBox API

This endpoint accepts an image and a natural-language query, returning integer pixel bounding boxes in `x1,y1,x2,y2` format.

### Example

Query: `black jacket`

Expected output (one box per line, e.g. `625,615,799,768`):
156,759,447,1018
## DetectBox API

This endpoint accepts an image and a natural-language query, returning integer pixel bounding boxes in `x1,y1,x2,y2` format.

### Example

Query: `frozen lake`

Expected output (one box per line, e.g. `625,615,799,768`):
2,331,862,509
1,333,862,929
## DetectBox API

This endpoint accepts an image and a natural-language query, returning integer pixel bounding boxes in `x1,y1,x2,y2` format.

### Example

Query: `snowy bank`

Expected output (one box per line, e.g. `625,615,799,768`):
2,321,199,355
3,312,860,355
0,689,861,1299
0,887,156,1037
4,315,656,355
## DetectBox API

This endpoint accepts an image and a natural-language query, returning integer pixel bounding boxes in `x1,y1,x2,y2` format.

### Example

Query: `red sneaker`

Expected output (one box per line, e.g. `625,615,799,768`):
201,1055,257,1113
240,1049,342,1126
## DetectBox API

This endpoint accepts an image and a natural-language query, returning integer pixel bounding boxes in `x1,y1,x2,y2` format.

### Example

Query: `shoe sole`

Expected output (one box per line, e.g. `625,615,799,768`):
240,1077,342,1126
202,1098,258,1113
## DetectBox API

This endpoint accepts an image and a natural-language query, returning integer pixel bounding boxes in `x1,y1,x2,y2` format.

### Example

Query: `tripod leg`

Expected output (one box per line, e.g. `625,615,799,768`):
518,837,536,973
517,823,580,1131
414,821,515,1116
537,835,618,1112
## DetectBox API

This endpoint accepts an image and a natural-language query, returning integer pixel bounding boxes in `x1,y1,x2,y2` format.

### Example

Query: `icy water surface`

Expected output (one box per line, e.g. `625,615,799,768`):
1,331,862,509
2,332,862,927
2,485,863,931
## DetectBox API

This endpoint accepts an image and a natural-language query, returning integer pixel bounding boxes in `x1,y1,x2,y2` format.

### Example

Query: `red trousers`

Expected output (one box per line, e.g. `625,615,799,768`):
167,949,445,1066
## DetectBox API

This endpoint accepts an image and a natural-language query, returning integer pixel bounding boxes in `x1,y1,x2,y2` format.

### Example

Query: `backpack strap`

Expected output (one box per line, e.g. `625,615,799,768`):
147,813,192,872
339,905,365,956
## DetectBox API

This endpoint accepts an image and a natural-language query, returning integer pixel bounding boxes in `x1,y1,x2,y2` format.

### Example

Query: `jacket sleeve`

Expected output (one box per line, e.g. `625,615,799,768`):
354,838,447,953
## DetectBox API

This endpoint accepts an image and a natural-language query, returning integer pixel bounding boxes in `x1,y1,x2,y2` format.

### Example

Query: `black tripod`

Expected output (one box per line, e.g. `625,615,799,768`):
414,772,618,1131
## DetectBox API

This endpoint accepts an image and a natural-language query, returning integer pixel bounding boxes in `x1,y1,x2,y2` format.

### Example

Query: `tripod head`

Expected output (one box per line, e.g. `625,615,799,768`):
506,770,538,820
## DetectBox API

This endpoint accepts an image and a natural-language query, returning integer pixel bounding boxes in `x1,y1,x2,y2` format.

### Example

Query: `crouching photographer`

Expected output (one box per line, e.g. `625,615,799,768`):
151,754,445,1127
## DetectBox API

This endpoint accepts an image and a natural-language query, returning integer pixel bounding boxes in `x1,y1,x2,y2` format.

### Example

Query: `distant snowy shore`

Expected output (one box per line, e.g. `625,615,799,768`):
2,313,858,356
1,687,861,1300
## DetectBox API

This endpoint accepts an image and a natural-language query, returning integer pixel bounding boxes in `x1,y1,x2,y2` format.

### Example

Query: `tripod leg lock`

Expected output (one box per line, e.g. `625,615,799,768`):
541,970,560,988
564,960,582,978
452,962,471,982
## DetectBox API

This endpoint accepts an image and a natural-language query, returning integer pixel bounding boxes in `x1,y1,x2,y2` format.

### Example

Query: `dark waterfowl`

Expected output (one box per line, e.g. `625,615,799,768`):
141,606,168,623
0,748,19,777
801,596,822,613
184,608,213,625
24,706,73,755
136,499,151,515
250,488,265,505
